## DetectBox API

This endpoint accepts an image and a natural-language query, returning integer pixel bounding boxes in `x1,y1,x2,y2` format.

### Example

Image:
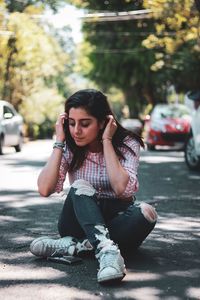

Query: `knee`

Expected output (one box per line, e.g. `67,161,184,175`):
71,179,96,197
139,202,157,223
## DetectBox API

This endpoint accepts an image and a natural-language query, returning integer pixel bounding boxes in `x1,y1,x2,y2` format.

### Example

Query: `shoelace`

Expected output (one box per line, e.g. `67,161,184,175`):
76,239,93,252
51,249,68,257
99,250,120,269
96,242,117,257
46,239,76,257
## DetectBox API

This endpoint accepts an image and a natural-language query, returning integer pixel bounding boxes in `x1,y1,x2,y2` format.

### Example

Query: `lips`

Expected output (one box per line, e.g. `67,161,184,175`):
74,136,84,141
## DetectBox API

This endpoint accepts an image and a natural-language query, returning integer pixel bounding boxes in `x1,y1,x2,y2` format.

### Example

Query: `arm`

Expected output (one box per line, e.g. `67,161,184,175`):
37,113,67,197
102,116,130,196
103,139,130,196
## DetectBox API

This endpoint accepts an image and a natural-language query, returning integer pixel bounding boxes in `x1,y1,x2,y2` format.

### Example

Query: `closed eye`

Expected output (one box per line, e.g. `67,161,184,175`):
68,121,91,128
68,121,75,127
81,122,90,127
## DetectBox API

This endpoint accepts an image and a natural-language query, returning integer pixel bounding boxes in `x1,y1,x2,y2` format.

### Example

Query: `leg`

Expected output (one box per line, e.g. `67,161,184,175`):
108,202,157,252
68,179,126,283
68,180,108,248
58,188,86,239
30,181,97,258
31,180,126,283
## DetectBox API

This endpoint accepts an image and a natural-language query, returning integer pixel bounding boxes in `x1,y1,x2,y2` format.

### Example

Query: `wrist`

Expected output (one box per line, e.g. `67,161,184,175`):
55,141,65,145
102,138,112,143
55,139,65,144
53,141,65,152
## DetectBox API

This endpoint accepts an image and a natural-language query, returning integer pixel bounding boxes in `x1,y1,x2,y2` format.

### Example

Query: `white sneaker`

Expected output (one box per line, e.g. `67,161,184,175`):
76,239,94,256
96,243,126,283
30,236,77,258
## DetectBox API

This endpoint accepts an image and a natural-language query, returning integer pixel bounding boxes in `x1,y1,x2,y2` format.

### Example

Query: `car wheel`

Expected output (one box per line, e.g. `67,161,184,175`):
184,134,200,171
0,135,4,155
14,134,23,152
147,144,155,151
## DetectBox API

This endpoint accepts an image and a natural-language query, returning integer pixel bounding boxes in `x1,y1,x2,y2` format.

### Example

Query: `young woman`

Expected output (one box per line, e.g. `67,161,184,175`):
30,89,157,284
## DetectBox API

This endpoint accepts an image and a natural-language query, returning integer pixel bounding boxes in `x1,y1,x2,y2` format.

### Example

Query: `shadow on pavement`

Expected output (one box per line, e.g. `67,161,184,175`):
0,190,200,300
0,150,200,299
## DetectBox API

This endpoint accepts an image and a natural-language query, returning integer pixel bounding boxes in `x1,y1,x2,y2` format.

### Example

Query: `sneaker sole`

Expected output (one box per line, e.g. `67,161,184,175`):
98,272,126,284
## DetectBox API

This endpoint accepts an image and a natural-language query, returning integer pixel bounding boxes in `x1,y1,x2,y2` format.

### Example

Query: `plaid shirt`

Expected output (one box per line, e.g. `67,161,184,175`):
55,136,140,199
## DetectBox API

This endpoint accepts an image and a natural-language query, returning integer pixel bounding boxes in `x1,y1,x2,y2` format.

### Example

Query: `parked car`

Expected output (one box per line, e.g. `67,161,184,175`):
120,118,143,135
184,91,200,171
143,103,191,150
0,100,24,154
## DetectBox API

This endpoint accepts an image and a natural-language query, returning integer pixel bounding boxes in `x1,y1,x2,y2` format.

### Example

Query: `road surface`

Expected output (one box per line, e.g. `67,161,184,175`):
0,140,200,300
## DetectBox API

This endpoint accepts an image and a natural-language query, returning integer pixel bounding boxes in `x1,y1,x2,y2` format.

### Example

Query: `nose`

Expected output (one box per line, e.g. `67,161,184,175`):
74,123,81,135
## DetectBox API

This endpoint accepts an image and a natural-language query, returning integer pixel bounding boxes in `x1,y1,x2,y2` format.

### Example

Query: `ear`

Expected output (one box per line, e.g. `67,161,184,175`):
99,120,106,129
99,120,105,129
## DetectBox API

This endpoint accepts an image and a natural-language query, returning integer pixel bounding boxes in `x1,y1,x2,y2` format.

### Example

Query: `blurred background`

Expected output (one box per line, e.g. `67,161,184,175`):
0,0,200,157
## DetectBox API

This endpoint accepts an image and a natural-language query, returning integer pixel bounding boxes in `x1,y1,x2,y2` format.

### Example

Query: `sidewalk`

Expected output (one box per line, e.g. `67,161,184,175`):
0,142,200,300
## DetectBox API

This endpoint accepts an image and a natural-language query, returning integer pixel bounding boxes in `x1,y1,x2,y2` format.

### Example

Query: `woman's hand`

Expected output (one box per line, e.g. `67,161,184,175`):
55,113,67,142
102,115,129,196
102,115,117,141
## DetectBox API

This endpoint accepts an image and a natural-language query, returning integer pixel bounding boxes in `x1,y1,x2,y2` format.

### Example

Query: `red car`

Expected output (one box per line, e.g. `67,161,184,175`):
143,103,191,150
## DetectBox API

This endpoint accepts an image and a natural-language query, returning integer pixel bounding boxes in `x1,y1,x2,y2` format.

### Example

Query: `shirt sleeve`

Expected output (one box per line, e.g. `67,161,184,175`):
118,137,140,198
54,150,71,193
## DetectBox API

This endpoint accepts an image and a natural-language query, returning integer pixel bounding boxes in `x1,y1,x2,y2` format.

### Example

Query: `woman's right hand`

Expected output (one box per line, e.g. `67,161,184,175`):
55,113,67,142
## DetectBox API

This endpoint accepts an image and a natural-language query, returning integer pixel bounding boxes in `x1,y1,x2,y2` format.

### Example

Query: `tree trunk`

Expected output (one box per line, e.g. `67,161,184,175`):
2,37,17,102
123,84,145,118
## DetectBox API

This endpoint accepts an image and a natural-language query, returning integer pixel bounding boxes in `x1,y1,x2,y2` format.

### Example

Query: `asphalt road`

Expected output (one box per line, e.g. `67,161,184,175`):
0,140,200,300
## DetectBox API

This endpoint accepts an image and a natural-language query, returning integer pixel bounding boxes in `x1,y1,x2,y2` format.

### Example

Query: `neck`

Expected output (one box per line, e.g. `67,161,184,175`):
88,140,102,153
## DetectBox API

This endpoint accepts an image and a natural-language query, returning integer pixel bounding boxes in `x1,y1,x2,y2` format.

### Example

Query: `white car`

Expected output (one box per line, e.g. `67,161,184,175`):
120,118,143,135
0,100,24,154
184,92,200,170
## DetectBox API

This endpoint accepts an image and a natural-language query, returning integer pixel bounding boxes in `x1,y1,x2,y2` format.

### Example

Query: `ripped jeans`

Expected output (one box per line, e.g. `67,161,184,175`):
58,180,157,252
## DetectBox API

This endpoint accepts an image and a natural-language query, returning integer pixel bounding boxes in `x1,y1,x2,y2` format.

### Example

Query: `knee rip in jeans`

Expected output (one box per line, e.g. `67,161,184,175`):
139,202,157,223
71,179,96,196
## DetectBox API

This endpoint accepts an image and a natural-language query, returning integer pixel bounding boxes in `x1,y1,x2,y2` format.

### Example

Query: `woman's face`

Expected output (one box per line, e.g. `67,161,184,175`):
68,107,103,149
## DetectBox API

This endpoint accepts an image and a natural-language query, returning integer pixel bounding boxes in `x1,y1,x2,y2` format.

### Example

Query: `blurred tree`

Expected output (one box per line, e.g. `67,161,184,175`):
143,0,200,92
5,0,67,12
0,0,73,138
20,86,64,138
0,1,9,94
68,0,200,116
67,0,168,117
47,24,76,99
1,12,67,106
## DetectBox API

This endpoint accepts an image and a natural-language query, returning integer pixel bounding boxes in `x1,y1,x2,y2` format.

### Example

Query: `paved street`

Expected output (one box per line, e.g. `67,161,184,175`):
0,140,200,300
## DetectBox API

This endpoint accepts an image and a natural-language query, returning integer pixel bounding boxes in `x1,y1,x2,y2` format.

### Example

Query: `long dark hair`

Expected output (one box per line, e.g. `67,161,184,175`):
64,89,144,171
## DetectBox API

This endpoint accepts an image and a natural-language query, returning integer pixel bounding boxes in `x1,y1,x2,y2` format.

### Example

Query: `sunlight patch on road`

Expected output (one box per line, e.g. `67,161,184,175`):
186,287,200,299
0,215,22,223
114,287,161,300
166,269,200,278
140,155,184,164
0,284,102,300
0,264,68,281
126,271,162,282
157,216,200,232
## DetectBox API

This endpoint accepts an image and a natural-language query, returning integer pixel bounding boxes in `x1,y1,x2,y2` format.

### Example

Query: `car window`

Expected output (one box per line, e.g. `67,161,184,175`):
3,105,15,117
152,105,190,119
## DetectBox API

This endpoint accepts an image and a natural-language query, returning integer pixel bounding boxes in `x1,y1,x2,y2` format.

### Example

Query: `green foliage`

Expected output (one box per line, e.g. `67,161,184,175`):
68,0,165,116
1,11,67,104
5,0,67,12
0,0,73,138
67,0,144,10
68,0,200,116
143,0,200,92
20,86,64,138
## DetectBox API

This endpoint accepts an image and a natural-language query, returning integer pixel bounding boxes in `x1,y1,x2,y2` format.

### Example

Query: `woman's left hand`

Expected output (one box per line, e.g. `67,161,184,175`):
102,115,117,141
